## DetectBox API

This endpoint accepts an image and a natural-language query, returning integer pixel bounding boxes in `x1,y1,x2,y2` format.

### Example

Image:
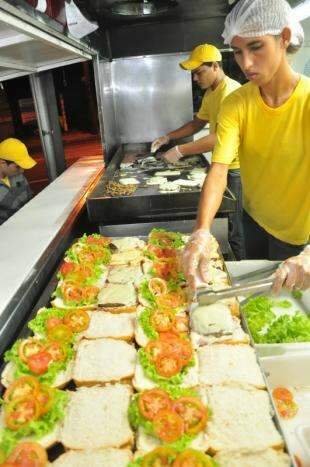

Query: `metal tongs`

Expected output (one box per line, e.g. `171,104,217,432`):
197,262,281,306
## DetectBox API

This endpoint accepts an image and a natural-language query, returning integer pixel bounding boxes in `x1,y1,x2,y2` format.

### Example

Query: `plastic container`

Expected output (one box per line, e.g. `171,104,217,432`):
261,352,310,467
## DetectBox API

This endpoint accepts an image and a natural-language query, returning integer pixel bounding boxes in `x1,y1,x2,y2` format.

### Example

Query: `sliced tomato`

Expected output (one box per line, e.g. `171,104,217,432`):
275,399,298,419
272,387,293,403
148,278,168,296
4,377,40,403
0,463,19,466
64,309,90,333
36,385,54,415
172,397,208,435
47,324,73,343
153,408,184,442
18,339,45,364
159,334,192,366
155,353,183,378
138,389,172,421
45,342,67,362
175,315,189,334
153,260,178,281
145,340,170,362
59,261,75,276
173,449,214,467
27,351,52,375
61,281,84,303
156,290,187,310
141,447,177,467
5,397,40,430
7,442,47,467
150,310,175,333
46,317,64,331
82,285,99,301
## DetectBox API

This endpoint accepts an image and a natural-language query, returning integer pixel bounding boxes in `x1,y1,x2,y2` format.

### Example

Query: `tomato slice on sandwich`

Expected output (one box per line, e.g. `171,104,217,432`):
138,389,172,421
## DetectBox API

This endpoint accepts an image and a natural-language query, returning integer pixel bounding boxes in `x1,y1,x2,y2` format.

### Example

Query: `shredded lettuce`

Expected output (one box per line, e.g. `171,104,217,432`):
28,308,67,337
242,296,310,344
4,340,75,385
139,280,156,307
148,228,185,249
0,389,68,457
138,348,194,390
139,308,158,340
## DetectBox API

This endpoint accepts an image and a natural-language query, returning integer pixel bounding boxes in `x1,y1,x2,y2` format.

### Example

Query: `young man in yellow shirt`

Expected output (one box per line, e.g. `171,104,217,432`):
151,44,245,260
183,0,310,293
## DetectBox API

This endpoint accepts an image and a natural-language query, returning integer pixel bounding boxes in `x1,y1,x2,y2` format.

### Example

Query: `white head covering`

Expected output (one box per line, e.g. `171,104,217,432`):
222,0,304,47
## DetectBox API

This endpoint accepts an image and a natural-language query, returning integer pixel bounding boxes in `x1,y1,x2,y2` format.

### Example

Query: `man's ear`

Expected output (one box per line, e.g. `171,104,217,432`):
280,27,292,50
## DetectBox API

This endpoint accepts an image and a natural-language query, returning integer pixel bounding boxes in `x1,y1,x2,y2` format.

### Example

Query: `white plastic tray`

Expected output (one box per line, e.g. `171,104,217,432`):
261,352,310,467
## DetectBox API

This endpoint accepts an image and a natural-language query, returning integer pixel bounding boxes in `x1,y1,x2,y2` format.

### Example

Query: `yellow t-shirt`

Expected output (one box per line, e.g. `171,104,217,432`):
197,76,241,169
212,76,310,245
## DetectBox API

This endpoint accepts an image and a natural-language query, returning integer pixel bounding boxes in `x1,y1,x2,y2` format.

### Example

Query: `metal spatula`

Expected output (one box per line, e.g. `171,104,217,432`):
196,262,280,306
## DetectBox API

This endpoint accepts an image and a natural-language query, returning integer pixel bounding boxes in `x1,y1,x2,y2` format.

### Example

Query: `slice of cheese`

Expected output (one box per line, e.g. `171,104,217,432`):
190,303,236,335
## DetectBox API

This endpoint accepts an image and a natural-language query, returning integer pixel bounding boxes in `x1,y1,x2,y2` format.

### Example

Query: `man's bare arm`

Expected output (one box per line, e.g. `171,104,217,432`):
177,133,216,156
167,116,206,140
196,162,230,230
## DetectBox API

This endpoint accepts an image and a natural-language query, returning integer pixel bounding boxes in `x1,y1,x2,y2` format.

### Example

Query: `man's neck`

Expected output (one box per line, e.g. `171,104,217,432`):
260,60,299,108
211,70,225,91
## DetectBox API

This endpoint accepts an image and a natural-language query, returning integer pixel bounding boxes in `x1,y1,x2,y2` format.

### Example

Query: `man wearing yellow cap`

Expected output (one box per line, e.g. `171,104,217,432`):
151,44,244,259
0,138,37,225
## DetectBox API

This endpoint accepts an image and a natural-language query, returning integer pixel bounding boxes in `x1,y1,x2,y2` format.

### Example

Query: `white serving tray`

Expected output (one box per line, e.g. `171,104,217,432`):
261,352,310,467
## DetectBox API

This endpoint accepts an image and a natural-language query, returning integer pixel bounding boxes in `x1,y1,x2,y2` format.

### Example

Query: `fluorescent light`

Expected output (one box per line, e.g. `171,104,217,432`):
293,0,310,21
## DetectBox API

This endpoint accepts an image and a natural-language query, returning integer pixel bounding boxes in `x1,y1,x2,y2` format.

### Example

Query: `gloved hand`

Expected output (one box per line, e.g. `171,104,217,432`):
273,246,310,294
163,146,183,164
151,135,170,153
182,229,214,290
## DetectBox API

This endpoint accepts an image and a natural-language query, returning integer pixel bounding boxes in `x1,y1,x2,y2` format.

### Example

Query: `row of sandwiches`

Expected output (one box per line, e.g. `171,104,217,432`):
0,229,291,466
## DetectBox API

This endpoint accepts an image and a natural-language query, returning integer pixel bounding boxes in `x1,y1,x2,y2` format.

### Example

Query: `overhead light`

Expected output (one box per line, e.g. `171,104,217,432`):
293,0,310,21
110,0,177,17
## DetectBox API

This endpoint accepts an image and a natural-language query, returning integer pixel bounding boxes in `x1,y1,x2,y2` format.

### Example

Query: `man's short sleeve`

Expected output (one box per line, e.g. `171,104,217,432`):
211,93,242,165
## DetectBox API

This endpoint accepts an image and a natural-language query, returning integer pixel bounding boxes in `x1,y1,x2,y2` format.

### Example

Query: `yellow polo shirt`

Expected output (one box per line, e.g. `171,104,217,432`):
212,76,310,245
197,76,241,169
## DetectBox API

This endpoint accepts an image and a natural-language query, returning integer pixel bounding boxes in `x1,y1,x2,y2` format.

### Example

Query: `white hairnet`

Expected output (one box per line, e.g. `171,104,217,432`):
222,0,304,47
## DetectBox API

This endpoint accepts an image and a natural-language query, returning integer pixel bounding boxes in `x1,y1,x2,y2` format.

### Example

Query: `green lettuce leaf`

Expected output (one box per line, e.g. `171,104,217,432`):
4,340,75,385
139,281,156,307
28,308,67,337
148,228,185,249
0,389,68,457
138,308,158,340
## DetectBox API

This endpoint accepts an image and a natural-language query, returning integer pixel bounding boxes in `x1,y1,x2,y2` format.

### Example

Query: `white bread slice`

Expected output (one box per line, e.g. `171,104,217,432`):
111,237,145,251
52,448,133,466
83,311,136,340
0,410,60,449
205,385,283,452
60,385,133,450
107,265,143,285
110,249,144,266
73,338,136,385
1,360,73,389
198,344,265,389
136,427,209,453
213,448,290,467
133,355,199,391
98,283,137,307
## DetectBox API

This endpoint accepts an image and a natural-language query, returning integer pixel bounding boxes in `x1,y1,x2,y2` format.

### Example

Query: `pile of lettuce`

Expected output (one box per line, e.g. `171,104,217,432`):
242,296,310,344
148,228,185,250
28,308,67,338
0,389,68,457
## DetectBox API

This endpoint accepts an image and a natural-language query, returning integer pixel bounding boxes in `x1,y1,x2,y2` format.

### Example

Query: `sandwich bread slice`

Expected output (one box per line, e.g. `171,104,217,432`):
52,448,133,466
60,384,133,450
213,448,290,467
83,311,136,340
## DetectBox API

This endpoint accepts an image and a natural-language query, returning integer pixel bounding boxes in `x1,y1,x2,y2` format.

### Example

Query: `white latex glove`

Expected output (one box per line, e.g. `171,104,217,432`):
163,146,183,164
273,245,310,294
151,135,170,153
182,229,214,290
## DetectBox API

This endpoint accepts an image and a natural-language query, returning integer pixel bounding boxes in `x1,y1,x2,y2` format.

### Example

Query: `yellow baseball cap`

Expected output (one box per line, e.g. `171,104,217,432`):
0,138,36,169
180,44,222,70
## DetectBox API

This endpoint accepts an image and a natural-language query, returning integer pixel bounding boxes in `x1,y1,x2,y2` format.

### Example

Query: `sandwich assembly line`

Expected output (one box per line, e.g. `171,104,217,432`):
0,0,309,466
